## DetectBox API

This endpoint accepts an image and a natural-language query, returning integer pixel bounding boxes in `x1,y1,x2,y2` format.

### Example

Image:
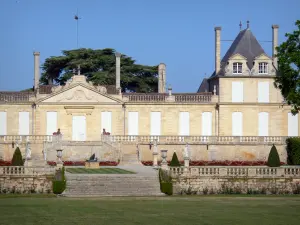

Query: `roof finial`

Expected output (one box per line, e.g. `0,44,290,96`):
239,21,242,31
247,20,250,29
77,65,81,75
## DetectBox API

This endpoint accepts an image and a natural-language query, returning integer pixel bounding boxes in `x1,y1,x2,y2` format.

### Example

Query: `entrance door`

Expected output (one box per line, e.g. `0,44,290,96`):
72,116,86,141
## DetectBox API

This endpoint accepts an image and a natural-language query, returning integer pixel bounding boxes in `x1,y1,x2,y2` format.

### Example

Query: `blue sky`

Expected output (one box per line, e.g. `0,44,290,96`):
0,0,299,92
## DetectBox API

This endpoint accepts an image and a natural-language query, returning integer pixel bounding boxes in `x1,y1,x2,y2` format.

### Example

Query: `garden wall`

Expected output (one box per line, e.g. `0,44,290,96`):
169,166,300,195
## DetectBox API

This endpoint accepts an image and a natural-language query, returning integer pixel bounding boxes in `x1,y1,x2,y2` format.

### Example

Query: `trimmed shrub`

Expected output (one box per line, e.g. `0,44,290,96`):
286,137,300,165
159,169,173,195
11,147,24,166
169,152,181,167
52,167,66,194
267,144,281,167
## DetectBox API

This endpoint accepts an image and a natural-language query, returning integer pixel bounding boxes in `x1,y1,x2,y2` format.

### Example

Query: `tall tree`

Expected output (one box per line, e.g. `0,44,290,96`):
40,48,158,93
274,20,300,114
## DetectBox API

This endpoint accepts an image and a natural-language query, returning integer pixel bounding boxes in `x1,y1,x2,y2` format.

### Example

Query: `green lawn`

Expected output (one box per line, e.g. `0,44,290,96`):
66,167,135,174
0,196,300,225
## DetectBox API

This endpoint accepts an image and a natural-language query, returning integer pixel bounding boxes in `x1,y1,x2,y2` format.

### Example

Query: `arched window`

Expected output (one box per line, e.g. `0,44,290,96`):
233,62,242,74
258,62,268,74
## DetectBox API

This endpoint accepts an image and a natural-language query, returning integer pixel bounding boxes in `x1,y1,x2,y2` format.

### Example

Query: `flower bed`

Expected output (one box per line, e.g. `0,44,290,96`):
0,160,11,166
46,161,119,166
141,160,285,166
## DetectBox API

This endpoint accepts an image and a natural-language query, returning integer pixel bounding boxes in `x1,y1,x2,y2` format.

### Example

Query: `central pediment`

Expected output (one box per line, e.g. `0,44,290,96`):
39,84,122,104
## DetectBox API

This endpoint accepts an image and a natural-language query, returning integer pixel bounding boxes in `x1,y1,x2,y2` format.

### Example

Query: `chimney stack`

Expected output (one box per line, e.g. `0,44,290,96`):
215,27,221,75
272,25,279,69
33,52,40,92
158,63,166,93
115,52,121,92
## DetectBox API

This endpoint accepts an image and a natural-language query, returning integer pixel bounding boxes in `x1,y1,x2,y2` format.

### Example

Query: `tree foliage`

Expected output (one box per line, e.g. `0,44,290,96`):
40,48,158,93
267,145,281,167
274,20,300,114
169,152,181,167
11,147,24,166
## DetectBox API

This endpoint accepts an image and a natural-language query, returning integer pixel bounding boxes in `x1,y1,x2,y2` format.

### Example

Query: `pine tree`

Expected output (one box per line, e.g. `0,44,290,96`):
11,147,24,166
169,152,181,167
267,145,281,167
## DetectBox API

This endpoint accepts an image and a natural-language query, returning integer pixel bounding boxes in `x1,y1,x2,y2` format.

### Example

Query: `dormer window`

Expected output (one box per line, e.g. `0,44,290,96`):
233,62,242,74
258,62,268,74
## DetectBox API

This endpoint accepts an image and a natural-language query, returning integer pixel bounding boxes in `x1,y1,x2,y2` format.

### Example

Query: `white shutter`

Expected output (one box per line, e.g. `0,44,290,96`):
150,112,161,135
19,112,30,135
46,112,57,135
0,112,7,135
101,112,112,134
179,112,190,135
128,112,139,135
258,112,269,136
258,82,269,103
232,112,243,136
288,113,299,136
232,81,243,102
72,116,86,141
202,112,212,135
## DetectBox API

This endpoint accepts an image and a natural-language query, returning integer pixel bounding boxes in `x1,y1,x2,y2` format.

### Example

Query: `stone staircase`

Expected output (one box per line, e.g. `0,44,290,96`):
120,153,141,165
64,166,164,197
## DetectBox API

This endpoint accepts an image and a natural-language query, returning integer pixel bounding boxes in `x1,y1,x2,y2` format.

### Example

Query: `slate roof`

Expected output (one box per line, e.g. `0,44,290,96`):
197,78,209,92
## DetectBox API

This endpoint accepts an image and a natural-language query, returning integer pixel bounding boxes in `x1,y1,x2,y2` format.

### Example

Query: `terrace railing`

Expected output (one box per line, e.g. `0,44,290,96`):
169,166,300,178
101,135,295,145
0,166,55,176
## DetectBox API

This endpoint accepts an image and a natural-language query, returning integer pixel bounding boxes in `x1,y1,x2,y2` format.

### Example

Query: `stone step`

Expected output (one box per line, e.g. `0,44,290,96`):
64,171,162,197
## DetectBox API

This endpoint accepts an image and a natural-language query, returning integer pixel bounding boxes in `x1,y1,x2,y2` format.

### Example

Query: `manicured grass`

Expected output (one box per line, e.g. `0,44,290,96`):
66,167,135,174
0,196,300,225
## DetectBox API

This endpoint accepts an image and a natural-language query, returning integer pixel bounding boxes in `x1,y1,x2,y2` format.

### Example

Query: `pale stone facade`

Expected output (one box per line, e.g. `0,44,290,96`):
0,24,299,163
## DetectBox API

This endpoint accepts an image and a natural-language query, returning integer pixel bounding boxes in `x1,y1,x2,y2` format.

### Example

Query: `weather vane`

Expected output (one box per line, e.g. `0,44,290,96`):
239,21,242,31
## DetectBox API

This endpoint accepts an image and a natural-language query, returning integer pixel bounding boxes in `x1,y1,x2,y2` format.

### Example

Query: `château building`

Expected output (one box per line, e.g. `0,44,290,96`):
0,24,299,163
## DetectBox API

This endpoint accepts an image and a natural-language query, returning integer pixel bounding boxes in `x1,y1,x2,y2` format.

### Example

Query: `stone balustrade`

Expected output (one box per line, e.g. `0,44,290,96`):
169,166,300,178
122,93,213,103
102,135,294,145
0,135,54,143
0,166,55,176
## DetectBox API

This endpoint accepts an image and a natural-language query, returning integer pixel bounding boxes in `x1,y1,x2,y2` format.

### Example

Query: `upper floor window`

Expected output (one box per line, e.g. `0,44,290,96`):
259,62,268,74
233,63,242,74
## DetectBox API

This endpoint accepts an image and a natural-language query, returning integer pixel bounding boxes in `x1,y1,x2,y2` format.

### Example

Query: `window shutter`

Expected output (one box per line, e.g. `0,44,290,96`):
288,113,298,136
150,112,161,136
128,112,139,135
0,112,7,135
179,112,190,135
258,112,269,136
258,82,269,103
202,112,212,135
232,82,244,102
19,112,30,135
232,112,243,136
101,112,112,134
46,112,57,135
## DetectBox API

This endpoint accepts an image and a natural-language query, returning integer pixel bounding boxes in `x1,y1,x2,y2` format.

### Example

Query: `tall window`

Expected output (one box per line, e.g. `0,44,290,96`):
259,62,268,74
233,63,242,74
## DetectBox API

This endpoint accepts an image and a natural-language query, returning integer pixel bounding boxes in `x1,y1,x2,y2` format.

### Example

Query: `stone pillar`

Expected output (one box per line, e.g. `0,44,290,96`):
153,140,158,168
214,27,221,75
33,52,40,92
115,52,121,92
158,63,166,93
184,156,189,173
272,25,279,70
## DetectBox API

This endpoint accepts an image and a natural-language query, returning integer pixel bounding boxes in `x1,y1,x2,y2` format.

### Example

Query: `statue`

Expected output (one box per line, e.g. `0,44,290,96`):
42,147,47,161
25,142,31,160
184,143,189,158
87,153,97,162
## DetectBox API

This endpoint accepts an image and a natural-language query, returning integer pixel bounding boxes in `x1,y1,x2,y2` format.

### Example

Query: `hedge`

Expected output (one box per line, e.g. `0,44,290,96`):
52,167,66,194
169,152,181,167
267,145,281,167
286,137,300,165
159,168,173,195
11,147,24,166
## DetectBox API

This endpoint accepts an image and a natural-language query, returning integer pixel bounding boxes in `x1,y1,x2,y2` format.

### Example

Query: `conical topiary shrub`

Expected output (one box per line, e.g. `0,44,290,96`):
267,144,281,167
11,147,24,166
169,152,181,167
